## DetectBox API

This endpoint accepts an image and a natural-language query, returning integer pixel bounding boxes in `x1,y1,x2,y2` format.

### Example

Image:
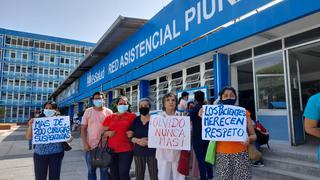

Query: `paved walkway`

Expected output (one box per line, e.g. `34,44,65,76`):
0,125,267,180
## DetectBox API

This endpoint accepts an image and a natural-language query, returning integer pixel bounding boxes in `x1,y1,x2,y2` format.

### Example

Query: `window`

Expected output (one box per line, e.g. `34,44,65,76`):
32,81,36,87
33,68,38,74
55,70,59,76
76,47,80,53
38,81,42,87
60,57,65,64
44,69,48,74
43,82,48,88
54,83,59,88
40,41,45,49
65,58,69,64
39,54,44,61
66,46,71,52
16,66,21,72
37,94,41,101
10,51,16,59
23,39,28,47
50,43,55,50
255,52,286,110
27,67,32,73
60,70,64,76
6,36,11,44
75,60,79,65
3,64,8,71
2,79,7,86
22,53,28,60
8,79,14,86
21,66,26,73
17,38,23,46
49,82,53,88
61,44,66,51
39,68,43,74
45,43,50,49
56,44,60,51
11,38,17,45
20,80,26,86
9,66,14,72
50,56,55,63
65,70,69,76
34,41,40,48
15,80,19,86
71,46,75,53
20,94,25,100
49,69,53,75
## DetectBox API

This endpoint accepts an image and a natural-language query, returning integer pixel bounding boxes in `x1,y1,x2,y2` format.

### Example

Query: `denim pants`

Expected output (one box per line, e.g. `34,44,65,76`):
33,151,64,180
85,151,109,180
193,139,214,180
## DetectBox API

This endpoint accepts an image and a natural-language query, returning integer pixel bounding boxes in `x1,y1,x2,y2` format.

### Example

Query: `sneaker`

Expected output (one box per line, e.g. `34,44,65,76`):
253,160,264,167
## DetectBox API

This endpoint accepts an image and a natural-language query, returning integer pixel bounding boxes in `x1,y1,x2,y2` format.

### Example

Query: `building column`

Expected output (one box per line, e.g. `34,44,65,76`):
68,105,74,120
213,53,229,100
78,102,84,114
108,91,113,108
139,80,149,99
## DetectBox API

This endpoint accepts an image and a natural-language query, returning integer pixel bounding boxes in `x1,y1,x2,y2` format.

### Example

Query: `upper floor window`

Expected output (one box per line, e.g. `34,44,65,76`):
10,51,16,59
22,53,28,60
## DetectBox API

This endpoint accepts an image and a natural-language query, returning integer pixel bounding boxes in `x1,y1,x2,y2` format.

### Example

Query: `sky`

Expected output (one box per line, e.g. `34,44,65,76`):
0,0,172,43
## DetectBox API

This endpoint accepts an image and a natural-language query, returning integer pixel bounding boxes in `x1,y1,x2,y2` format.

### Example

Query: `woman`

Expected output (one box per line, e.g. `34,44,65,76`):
25,101,67,180
214,86,257,180
178,91,189,114
129,98,158,180
103,96,136,180
156,93,185,180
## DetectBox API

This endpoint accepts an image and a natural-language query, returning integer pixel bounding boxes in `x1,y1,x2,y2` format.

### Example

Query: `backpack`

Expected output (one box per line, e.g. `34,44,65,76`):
255,121,269,146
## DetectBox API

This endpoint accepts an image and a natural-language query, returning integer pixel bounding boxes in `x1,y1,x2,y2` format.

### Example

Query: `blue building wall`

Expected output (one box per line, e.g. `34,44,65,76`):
0,28,95,122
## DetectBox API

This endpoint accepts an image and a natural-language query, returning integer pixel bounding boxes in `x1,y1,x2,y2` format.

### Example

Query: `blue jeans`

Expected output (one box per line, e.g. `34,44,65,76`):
193,139,213,180
85,151,109,180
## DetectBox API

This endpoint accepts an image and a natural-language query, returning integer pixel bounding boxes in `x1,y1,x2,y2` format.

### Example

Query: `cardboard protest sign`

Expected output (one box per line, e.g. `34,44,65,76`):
32,116,71,144
202,104,247,142
148,115,191,150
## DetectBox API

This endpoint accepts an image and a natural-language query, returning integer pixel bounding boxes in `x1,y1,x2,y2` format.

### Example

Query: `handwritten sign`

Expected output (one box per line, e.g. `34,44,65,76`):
32,116,71,144
148,115,190,150
202,105,247,142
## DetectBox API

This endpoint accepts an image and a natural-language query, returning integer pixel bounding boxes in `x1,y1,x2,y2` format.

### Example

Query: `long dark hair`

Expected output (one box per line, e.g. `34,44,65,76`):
39,101,57,117
218,86,237,104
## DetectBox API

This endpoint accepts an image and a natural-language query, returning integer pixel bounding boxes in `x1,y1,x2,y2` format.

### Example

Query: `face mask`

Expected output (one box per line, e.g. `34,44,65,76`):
117,105,128,113
43,109,55,117
93,99,103,107
139,107,150,116
221,99,237,105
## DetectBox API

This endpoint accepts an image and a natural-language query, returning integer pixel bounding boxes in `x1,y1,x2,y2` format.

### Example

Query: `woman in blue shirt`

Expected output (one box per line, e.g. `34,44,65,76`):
26,101,67,180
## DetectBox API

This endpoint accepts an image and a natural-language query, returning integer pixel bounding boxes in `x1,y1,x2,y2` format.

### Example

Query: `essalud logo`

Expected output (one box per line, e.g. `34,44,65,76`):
87,67,105,87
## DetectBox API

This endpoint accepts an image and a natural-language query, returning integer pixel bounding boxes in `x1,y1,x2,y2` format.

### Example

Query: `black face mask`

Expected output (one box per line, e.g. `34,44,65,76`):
221,99,236,105
139,107,150,116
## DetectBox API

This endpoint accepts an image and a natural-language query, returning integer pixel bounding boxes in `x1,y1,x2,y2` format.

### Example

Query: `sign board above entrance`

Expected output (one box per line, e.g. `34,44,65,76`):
80,0,273,90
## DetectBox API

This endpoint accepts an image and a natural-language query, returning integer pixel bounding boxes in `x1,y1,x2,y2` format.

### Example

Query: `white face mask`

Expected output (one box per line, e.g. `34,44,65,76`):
93,99,103,107
43,109,55,117
117,105,128,113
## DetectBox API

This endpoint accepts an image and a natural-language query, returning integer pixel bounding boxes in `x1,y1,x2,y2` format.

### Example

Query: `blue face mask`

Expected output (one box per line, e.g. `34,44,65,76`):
117,105,128,113
93,99,103,107
43,109,55,117
221,99,236,105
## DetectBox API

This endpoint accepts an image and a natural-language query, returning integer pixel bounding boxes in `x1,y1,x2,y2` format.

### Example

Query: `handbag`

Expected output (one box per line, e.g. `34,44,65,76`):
177,150,190,176
248,144,262,161
61,142,72,151
205,141,216,164
90,135,113,168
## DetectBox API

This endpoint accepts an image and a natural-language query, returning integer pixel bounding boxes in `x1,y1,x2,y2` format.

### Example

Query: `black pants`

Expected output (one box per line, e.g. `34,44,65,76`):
110,151,133,180
134,156,158,180
33,151,64,180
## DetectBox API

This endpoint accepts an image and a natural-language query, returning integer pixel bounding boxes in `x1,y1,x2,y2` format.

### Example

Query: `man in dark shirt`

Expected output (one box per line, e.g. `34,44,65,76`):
189,91,213,180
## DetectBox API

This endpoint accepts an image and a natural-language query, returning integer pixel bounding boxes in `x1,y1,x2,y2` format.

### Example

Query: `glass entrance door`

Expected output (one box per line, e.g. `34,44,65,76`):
287,41,320,145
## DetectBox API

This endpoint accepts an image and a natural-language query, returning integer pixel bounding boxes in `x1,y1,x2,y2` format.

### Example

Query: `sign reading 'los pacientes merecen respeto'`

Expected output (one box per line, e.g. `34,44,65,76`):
202,104,247,142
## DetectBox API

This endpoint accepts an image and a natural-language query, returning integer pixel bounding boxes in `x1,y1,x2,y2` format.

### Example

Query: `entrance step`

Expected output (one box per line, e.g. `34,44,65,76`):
252,141,319,180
